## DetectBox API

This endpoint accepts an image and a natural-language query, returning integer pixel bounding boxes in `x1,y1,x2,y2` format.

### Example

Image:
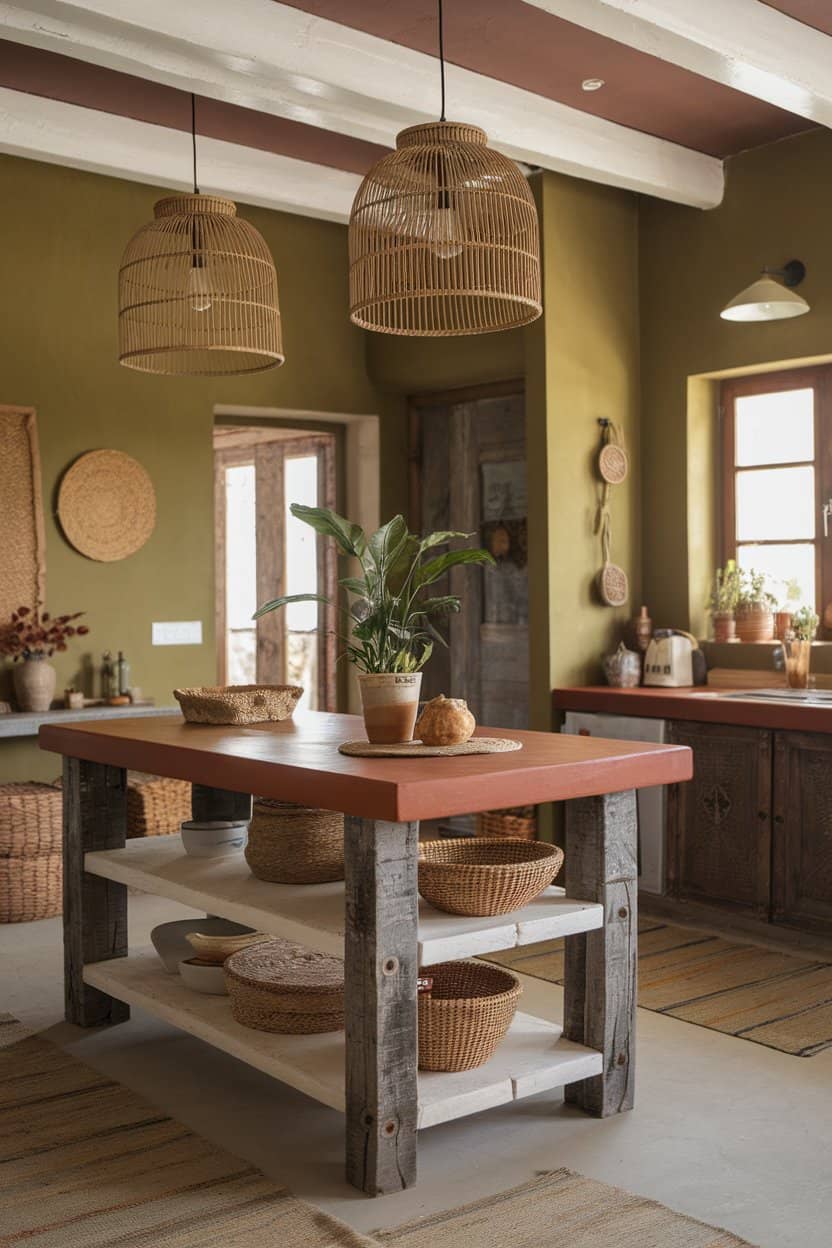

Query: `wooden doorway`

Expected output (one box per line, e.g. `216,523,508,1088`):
410,382,528,729
214,426,337,710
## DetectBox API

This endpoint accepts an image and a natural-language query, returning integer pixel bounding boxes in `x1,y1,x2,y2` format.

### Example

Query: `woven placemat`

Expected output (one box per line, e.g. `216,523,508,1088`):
339,737,522,758
57,449,156,562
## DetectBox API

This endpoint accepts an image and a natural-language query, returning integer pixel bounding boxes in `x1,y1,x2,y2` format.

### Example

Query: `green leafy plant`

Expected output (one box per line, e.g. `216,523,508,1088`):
791,606,818,641
706,561,740,614
779,577,803,612
254,507,495,674
736,567,777,609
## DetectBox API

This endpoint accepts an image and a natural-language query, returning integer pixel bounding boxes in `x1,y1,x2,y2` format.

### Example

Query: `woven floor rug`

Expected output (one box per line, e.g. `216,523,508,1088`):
0,1014,372,1248
486,919,832,1057
377,1168,755,1247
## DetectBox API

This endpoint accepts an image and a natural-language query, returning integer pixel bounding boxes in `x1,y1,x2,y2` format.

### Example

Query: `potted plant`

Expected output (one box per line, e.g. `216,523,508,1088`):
0,606,89,712
775,577,803,641
255,508,494,744
784,606,818,690
706,561,740,643
735,568,776,643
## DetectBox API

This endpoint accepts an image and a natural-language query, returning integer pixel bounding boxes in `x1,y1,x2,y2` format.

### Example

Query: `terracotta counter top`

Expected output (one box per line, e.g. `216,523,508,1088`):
552,685,832,734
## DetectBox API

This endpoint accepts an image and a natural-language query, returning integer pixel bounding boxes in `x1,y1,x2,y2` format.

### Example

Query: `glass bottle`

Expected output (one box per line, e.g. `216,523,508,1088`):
116,651,130,696
101,651,113,701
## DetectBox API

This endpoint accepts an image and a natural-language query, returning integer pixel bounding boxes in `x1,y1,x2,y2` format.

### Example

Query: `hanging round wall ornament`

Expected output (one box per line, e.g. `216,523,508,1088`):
597,420,629,485
58,449,156,562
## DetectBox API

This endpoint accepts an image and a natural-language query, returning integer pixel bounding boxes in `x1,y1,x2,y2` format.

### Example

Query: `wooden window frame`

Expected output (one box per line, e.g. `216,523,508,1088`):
721,364,832,619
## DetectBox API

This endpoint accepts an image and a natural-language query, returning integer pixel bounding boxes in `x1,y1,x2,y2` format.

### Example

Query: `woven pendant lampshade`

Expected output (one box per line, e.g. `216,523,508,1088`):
118,193,283,376
349,120,541,336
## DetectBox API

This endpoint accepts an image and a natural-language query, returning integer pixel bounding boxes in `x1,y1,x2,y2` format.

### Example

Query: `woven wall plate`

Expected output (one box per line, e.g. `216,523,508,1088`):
598,561,629,608
58,450,155,562
598,442,629,485
339,738,522,758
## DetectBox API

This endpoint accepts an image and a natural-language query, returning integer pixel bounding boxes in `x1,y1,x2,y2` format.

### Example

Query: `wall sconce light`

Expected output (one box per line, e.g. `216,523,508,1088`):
720,259,809,322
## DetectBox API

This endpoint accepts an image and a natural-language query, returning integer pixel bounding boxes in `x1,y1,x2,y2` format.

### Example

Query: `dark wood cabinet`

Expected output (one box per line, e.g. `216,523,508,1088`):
772,731,832,934
666,721,772,917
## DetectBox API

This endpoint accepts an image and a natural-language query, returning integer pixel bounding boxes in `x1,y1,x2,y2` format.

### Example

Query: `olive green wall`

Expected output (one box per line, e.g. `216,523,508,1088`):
0,154,403,781
640,126,832,633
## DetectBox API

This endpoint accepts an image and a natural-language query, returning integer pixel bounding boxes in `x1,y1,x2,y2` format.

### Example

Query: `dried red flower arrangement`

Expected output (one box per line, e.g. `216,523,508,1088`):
0,606,89,661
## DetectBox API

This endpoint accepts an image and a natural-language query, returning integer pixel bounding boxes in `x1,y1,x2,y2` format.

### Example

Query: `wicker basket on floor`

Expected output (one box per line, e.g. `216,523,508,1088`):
246,799,344,884
418,960,521,1072
0,782,63,922
225,937,344,1034
419,838,563,917
126,772,191,838
476,806,537,840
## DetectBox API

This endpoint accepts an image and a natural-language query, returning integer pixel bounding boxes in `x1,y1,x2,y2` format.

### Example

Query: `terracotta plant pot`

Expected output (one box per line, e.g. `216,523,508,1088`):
357,672,422,744
712,611,737,644
774,612,793,642
13,658,57,712
735,603,774,643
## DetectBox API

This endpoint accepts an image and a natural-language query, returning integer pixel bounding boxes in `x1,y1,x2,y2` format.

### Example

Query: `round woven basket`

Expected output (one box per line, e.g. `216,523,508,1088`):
225,938,344,1034
419,838,563,917
246,799,344,884
418,960,521,1072
476,806,536,841
57,450,156,562
0,782,62,857
0,854,62,923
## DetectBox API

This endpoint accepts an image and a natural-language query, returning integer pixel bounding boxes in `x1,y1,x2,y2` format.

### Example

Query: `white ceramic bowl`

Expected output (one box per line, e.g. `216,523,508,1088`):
180,820,248,858
179,957,229,995
150,917,254,974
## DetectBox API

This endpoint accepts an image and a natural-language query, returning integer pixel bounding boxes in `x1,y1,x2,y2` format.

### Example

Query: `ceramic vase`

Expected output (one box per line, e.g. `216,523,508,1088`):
357,672,422,744
13,657,57,712
735,604,774,643
712,611,737,644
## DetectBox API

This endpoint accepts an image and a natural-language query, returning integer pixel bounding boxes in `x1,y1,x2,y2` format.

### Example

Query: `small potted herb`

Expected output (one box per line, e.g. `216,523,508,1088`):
735,568,776,643
706,561,740,643
255,508,494,744
784,606,818,690
0,607,90,712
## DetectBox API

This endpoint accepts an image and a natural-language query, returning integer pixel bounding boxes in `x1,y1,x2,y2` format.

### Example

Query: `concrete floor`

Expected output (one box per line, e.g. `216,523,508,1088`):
3,893,831,1247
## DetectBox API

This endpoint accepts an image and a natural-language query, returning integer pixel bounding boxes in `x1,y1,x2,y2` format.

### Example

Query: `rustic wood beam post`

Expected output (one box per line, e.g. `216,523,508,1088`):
563,789,638,1116
63,757,129,1027
344,816,419,1195
191,784,252,823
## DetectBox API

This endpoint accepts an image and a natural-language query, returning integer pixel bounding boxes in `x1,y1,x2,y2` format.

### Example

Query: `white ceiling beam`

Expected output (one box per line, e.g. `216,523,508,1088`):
0,0,724,208
527,0,832,127
0,88,361,221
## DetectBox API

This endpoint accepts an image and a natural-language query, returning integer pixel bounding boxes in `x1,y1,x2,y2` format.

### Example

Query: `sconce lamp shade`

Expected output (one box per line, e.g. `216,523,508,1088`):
720,275,809,323
349,121,542,337
119,194,283,375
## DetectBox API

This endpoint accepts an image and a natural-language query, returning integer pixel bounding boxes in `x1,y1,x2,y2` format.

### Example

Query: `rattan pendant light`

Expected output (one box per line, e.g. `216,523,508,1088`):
119,96,283,376
349,0,541,337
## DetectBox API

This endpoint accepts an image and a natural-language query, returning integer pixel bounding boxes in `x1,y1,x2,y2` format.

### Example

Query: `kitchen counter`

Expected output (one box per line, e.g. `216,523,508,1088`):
552,685,832,734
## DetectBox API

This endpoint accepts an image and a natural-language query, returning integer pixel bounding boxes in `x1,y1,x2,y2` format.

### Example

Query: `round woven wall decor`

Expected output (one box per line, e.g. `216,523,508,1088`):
58,450,156,562
598,442,629,485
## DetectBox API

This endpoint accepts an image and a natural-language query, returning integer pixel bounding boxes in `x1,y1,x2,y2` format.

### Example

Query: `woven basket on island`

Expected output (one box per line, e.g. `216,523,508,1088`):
0,782,63,923
418,838,563,917
224,937,344,1034
174,684,302,725
476,805,537,840
246,799,344,884
418,960,521,1072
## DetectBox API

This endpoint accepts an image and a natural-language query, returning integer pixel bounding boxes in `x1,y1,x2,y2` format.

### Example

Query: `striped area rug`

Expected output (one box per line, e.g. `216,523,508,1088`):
486,920,832,1057
0,1014,372,1248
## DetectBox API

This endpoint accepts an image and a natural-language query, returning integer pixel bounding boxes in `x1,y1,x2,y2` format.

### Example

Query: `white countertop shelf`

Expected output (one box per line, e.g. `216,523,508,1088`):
83,951,602,1129
84,835,603,966
1,704,177,739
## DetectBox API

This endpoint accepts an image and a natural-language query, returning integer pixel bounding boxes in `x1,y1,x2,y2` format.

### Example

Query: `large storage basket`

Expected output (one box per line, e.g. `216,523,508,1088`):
0,782,62,922
246,799,344,884
225,937,344,1034
476,805,536,840
126,772,191,838
419,838,563,917
418,960,521,1072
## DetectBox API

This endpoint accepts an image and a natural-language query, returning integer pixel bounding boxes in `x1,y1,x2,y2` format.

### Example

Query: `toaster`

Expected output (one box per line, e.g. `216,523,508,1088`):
643,630,705,688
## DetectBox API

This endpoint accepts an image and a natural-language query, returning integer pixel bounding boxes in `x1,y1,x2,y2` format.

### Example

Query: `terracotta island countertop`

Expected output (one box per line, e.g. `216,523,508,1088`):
552,685,832,734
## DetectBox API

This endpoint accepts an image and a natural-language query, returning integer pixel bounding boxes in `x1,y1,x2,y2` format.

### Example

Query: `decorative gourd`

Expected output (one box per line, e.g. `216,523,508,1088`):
415,695,476,747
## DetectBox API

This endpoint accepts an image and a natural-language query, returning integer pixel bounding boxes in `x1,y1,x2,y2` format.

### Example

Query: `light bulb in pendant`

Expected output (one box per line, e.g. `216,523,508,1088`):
188,262,212,312
429,206,463,260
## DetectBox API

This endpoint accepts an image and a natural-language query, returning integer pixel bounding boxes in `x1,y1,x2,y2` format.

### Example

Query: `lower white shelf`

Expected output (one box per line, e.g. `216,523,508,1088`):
83,951,602,1130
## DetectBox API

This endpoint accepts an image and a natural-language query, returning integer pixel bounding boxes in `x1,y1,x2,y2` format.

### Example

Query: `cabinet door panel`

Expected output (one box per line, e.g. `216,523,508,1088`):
773,731,832,933
667,722,772,915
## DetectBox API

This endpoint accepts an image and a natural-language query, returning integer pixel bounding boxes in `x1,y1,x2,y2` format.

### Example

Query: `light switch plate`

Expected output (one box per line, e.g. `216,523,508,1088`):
152,621,203,646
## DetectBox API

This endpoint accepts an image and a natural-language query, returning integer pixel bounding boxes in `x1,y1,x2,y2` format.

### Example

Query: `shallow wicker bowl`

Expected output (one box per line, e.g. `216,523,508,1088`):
418,960,521,1072
174,685,302,725
418,838,564,917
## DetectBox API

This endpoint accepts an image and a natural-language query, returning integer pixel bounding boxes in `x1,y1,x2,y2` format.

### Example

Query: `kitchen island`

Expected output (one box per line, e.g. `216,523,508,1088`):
40,711,691,1196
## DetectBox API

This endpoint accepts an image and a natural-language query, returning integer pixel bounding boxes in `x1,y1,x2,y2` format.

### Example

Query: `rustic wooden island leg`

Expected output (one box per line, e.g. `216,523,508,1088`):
344,816,419,1195
191,784,252,823
563,789,638,1116
63,757,129,1027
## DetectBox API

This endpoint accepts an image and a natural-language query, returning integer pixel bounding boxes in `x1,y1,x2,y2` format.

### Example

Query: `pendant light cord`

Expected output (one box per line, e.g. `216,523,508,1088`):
191,92,200,195
438,0,446,122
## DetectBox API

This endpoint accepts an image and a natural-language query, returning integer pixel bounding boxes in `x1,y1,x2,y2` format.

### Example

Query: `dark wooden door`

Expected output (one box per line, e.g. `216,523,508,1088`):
412,386,528,729
773,731,832,934
666,721,772,916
